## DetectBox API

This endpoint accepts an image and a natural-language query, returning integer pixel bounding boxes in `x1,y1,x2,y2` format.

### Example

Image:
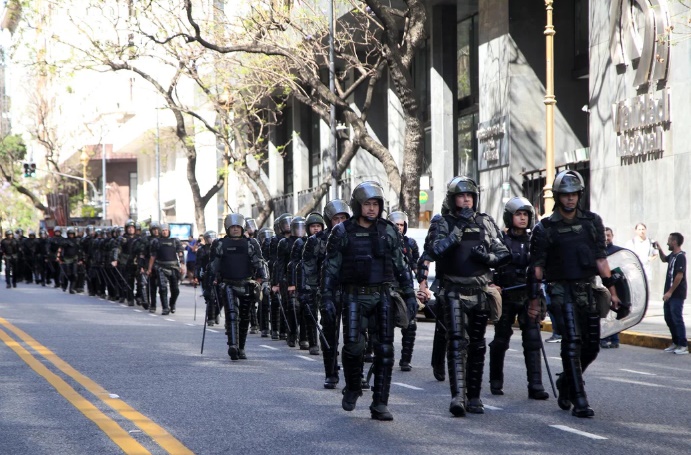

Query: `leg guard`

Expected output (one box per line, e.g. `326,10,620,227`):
260,290,271,333
445,297,468,401
466,310,488,400
270,292,281,336
224,285,239,359
561,301,593,417
168,270,180,311
520,317,548,398
488,303,517,394
431,319,447,381
580,312,601,373
157,269,169,310
399,319,417,371
342,297,363,393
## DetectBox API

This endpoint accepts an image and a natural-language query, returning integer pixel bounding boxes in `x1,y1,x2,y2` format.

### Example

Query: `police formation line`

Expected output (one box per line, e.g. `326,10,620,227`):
0,169,625,422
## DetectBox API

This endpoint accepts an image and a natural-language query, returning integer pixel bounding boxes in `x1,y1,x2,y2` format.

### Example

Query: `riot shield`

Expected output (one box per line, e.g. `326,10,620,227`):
600,248,649,338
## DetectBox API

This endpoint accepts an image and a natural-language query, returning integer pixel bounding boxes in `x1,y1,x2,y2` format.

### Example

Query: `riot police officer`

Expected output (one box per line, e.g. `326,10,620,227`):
211,214,267,360
58,228,82,293
488,197,549,400
269,214,292,340
388,211,420,372
294,212,325,355
321,181,417,421
36,229,50,286
276,216,306,348
427,177,510,417
46,227,63,287
144,222,162,311
195,230,220,326
117,220,140,306
304,200,351,388
1,230,19,288
529,170,622,418
147,223,184,315
257,227,276,337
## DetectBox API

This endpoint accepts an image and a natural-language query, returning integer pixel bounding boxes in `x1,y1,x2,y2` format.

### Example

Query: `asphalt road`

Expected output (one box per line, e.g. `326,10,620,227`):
0,283,689,455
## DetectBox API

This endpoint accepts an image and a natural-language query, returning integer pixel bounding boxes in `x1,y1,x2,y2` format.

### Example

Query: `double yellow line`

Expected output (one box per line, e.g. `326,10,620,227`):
0,317,193,455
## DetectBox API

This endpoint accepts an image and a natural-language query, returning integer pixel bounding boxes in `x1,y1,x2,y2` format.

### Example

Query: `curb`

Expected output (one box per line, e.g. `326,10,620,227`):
539,321,674,350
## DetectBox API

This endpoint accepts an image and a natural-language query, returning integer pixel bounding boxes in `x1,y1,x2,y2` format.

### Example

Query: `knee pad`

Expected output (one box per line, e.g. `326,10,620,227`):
374,343,395,367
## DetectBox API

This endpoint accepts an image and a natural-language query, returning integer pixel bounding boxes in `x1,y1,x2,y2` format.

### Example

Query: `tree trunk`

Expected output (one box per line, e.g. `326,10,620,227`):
399,114,424,227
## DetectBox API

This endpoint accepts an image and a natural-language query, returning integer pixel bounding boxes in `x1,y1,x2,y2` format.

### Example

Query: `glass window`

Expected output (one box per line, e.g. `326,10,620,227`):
457,15,478,106
457,113,478,181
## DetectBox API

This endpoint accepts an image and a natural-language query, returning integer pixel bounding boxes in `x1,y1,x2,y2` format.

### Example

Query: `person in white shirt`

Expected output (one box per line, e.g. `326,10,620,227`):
625,223,658,279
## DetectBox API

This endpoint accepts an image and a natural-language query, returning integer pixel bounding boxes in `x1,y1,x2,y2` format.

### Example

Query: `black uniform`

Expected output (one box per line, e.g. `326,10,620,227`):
276,235,300,347
195,241,220,325
58,234,82,293
489,229,548,399
427,203,510,416
46,233,62,287
398,235,420,371
1,235,20,287
211,235,267,360
269,235,288,339
149,236,183,315
118,233,140,305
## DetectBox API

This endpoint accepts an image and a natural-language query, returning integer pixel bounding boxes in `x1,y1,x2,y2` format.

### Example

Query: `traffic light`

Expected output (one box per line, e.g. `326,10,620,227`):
23,162,36,177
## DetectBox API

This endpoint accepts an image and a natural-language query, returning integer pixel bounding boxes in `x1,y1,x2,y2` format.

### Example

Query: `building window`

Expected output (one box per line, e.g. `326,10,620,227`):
573,0,589,79
457,15,478,110
412,40,430,124
129,172,138,219
457,113,478,181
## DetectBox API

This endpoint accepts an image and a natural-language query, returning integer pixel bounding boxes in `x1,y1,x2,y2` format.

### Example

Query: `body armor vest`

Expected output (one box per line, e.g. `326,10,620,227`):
90,239,103,264
220,237,251,280
156,237,178,263
290,237,305,288
1,238,19,255
440,215,488,277
341,220,393,285
494,232,530,287
62,239,79,259
544,219,598,281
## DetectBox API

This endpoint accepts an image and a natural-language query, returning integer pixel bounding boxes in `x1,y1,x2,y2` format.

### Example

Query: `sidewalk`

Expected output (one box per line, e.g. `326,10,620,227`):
540,299,691,350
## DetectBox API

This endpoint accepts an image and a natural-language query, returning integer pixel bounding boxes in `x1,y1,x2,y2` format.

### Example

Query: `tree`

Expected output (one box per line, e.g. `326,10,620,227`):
180,0,427,225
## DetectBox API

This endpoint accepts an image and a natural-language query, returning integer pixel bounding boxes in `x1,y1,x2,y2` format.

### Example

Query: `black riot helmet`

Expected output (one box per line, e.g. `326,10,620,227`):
85,225,94,235
66,228,76,237
257,227,275,242
305,212,325,229
54,226,63,236
446,176,479,212
39,229,48,239
552,170,585,212
135,222,142,232
387,211,409,235
15,228,23,237
224,213,245,235
275,213,293,235
244,218,258,236
350,181,385,221
290,216,306,238
323,199,351,228
28,229,36,238
203,230,217,244
5,229,13,238
125,219,136,234
503,196,536,230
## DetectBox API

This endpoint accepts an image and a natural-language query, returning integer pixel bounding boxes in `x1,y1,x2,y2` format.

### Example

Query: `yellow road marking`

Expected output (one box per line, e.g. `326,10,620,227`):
0,318,194,455
0,327,150,455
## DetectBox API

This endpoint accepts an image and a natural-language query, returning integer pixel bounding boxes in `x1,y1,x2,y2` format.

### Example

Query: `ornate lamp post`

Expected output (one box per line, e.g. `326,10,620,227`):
543,0,556,215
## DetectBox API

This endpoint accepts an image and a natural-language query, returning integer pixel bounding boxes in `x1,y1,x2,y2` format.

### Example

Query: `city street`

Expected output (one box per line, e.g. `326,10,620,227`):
1,283,690,455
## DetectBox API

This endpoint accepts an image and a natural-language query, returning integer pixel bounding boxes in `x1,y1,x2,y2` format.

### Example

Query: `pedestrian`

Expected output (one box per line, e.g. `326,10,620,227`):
601,227,624,349
185,235,198,284
275,216,306,348
655,233,688,355
426,176,510,417
625,223,658,280
529,170,622,418
211,214,267,360
320,181,417,421
489,197,549,400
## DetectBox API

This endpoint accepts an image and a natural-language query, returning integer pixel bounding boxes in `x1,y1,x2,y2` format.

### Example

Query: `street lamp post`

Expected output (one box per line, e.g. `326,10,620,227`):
543,0,556,215
101,143,107,222
156,108,161,222
80,149,88,203
328,0,338,201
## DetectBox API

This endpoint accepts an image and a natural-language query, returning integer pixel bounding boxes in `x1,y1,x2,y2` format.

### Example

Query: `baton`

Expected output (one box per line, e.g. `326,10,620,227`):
422,299,447,332
193,284,198,321
112,265,134,294
302,297,331,350
201,300,209,354
274,290,291,328
537,321,557,397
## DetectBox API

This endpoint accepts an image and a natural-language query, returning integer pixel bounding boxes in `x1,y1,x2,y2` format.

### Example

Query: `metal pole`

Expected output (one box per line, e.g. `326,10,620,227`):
328,0,338,201
156,109,161,222
543,0,556,215
102,143,107,222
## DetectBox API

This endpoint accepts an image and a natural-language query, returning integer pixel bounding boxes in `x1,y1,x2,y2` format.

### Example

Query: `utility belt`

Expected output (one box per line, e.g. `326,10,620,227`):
342,283,389,295
156,260,179,269
221,278,251,286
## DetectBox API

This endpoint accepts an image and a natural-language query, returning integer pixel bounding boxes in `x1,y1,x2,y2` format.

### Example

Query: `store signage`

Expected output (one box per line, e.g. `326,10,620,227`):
613,89,670,157
609,0,670,87
477,116,508,170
